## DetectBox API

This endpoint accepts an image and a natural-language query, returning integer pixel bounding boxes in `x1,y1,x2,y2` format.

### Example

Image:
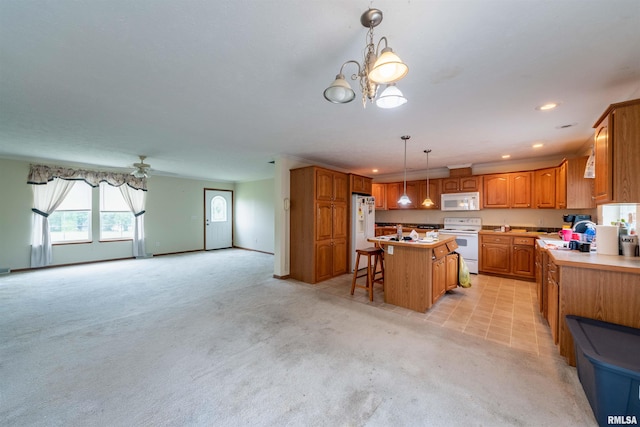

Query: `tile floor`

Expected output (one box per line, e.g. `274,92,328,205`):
314,271,563,360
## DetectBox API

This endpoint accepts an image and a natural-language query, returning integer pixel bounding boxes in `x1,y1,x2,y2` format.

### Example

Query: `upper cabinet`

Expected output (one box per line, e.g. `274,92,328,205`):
534,167,557,208
441,176,482,193
386,182,419,209
350,174,372,195
593,98,640,204
372,183,386,210
483,172,532,208
419,178,441,209
565,157,595,209
316,168,348,203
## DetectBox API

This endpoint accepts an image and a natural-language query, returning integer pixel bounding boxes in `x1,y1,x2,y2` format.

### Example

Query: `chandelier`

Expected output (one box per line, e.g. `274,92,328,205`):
323,8,408,109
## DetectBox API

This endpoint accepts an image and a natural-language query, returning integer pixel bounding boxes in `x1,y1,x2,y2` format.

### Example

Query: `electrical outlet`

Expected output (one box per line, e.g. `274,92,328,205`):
538,219,544,226
388,246,394,255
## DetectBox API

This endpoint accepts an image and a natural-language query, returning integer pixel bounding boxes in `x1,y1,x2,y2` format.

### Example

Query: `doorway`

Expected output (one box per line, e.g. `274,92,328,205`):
205,189,233,250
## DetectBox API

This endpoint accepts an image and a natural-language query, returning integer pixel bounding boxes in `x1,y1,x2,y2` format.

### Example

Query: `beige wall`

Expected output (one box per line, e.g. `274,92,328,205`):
0,158,274,270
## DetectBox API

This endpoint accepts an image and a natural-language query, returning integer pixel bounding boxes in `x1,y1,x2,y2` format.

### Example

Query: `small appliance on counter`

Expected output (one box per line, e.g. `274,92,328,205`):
562,214,592,233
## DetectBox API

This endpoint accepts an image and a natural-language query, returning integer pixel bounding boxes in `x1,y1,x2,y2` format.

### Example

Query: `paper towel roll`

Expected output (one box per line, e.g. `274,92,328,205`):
596,225,619,255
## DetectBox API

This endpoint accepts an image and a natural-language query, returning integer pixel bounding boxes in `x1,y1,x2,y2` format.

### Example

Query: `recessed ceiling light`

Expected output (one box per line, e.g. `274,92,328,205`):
536,102,559,111
372,169,379,173
532,143,544,148
501,154,511,159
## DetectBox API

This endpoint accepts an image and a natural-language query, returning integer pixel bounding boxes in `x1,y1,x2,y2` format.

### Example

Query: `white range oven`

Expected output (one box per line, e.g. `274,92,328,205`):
438,217,481,274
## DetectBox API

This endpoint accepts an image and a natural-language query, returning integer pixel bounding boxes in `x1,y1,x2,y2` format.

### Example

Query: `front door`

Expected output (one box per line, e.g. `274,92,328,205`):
205,189,233,250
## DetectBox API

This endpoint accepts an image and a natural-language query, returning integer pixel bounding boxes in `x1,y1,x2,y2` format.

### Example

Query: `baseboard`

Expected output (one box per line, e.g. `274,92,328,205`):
135,253,154,259
0,267,10,275
273,274,290,280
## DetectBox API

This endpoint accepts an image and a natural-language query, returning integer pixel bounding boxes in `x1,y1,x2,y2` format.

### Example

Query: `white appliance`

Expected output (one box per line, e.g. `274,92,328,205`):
438,217,481,274
441,192,481,211
351,195,376,272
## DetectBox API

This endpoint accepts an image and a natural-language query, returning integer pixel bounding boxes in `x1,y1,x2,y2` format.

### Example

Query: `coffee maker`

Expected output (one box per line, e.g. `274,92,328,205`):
563,214,592,233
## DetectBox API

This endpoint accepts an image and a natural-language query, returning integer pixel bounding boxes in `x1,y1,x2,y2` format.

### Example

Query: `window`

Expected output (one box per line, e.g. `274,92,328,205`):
211,195,227,222
49,181,92,243
100,183,134,240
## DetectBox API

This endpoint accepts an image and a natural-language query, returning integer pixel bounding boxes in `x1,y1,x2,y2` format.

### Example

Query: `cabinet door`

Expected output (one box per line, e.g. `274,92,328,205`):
566,157,595,209
594,117,611,203
333,172,349,203
480,242,511,274
511,172,533,208
316,169,334,201
460,176,481,192
547,260,559,344
315,240,333,283
483,174,509,208
512,245,535,278
441,178,459,193
401,181,420,209
372,184,386,210
534,168,556,208
556,162,567,209
332,203,348,240
385,183,400,209
332,239,348,276
432,257,446,303
445,253,459,291
316,202,333,241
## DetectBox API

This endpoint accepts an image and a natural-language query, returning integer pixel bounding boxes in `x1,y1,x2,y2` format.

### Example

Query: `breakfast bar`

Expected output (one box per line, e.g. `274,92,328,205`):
368,236,459,312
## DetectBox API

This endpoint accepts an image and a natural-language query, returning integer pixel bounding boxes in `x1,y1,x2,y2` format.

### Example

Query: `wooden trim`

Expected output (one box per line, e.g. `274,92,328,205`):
593,97,640,128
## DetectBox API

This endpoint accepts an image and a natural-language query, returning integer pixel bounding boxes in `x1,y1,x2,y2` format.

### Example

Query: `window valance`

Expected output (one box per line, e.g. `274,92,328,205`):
27,164,147,191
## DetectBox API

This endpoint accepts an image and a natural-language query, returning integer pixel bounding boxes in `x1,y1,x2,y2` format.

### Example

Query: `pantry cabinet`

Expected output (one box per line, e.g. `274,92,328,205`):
290,166,349,284
593,98,640,204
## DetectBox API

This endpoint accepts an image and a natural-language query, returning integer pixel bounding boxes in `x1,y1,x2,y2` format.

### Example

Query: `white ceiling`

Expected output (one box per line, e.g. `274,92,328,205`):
1,0,639,182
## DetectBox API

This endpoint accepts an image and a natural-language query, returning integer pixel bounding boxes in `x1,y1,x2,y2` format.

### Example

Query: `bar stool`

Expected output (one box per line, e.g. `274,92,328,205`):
350,247,385,301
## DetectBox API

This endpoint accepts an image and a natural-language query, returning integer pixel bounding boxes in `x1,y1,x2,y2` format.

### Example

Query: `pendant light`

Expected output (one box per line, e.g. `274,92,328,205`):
422,149,434,207
398,135,411,205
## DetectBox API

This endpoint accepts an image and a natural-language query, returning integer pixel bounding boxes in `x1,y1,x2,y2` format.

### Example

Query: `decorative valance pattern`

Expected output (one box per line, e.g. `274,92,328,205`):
27,164,147,191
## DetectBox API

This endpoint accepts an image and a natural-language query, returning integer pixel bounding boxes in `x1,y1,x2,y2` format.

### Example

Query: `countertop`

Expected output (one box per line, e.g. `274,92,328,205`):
368,235,456,248
479,229,558,238
537,239,640,274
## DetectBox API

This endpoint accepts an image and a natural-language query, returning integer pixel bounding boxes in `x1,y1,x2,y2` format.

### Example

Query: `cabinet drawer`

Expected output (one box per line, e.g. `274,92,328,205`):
446,240,459,252
481,235,511,244
513,237,535,246
433,244,449,260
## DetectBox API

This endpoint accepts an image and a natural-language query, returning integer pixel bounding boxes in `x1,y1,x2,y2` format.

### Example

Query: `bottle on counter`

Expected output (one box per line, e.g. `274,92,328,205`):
397,224,403,240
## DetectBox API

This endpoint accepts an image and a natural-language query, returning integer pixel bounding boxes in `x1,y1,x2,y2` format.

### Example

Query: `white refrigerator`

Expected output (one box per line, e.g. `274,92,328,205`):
351,195,376,272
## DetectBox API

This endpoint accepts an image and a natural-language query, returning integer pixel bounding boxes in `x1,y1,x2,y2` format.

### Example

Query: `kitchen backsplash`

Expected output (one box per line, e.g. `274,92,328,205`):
375,208,597,231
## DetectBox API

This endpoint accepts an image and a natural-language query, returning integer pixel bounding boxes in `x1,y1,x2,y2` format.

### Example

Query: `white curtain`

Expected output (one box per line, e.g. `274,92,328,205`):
30,178,76,267
119,184,147,257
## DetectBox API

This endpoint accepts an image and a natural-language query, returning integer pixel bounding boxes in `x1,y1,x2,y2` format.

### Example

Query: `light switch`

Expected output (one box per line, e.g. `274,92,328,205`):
388,246,393,255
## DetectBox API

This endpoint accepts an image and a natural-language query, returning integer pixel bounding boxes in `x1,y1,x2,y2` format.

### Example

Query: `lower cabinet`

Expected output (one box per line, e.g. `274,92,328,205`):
546,258,559,344
479,234,535,280
432,252,459,304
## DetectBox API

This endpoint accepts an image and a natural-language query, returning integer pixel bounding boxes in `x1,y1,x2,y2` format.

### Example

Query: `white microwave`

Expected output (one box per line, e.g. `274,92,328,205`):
441,192,481,211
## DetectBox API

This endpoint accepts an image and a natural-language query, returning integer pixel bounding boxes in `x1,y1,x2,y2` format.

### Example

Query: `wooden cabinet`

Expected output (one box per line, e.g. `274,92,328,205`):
533,167,557,208
480,235,511,275
564,157,596,208
480,234,535,280
290,166,349,284
442,175,482,193
432,257,446,304
546,258,559,344
350,174,372,195
483,172,532,208
535,244,548,317
419,178,441,209
372,183,386,210
593,98,640,204
445,253,459,291
555,161,567,209
386,181,419,209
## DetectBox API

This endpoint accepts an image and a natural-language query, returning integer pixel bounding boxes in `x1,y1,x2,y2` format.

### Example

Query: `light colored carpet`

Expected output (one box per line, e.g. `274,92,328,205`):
0,249,595,426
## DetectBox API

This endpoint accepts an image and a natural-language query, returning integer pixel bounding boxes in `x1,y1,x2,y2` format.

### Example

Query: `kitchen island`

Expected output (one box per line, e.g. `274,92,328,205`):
367,236,460,312
538,240,640,366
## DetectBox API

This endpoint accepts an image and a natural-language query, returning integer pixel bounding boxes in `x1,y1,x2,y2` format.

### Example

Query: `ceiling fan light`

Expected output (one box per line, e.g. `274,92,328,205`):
369,48,408,84
376,84,407,108
131,169,147,178
323,74,356,103
398,194,411,205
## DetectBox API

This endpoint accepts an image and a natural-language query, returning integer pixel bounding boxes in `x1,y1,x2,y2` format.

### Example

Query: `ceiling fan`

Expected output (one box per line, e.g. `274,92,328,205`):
131,155,151,178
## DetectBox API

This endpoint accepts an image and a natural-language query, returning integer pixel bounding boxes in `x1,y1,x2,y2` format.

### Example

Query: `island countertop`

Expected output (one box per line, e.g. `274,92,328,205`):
368,235,457,248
